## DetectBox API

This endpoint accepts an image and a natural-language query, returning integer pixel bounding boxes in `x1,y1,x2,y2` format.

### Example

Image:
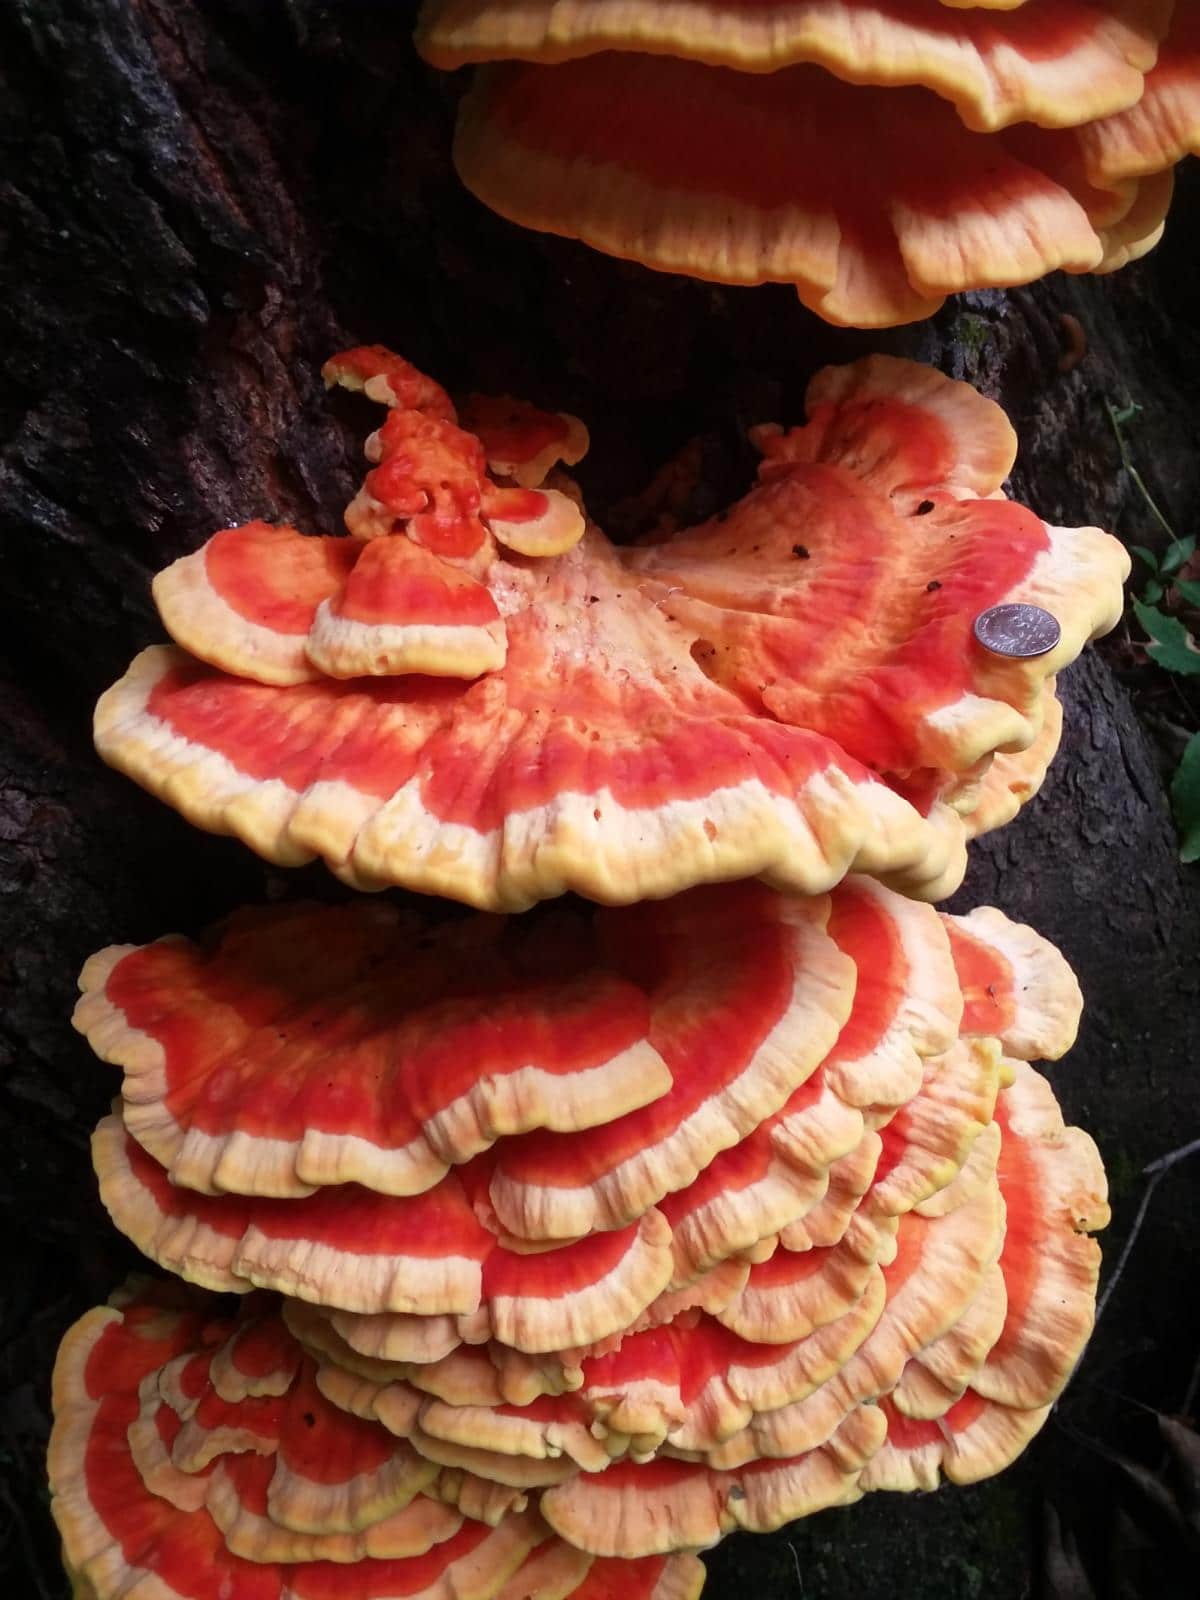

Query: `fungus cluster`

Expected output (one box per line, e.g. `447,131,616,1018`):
95,345,1126,910
57,877,1107,1592
413,0,1200,325
51,346,1122,1597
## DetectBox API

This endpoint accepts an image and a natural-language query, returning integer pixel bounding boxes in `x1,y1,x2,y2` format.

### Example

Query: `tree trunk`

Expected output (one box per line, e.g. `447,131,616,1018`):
2,4,1198,1595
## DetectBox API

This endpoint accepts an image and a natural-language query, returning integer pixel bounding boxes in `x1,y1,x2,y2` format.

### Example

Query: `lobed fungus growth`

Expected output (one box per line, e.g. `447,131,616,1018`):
49,1282,705,1598
61,323,1123,1594
55,881,1109,1592
95,345,1126,912
414,0,1199,325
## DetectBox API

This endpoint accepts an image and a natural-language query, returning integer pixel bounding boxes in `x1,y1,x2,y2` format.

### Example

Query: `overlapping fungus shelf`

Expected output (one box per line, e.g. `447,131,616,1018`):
417,0,1199,324
95,345,1126,910
54,985,1107,1587
55,881,1108,1593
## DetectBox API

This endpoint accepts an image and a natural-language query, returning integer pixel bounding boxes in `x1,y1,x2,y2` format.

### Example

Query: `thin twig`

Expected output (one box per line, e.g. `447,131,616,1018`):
1068,1378,1167,1421
1053,1409,1129,1471
1095,1138,1200,1328
1105,400,1179,546
787,1541,805,1596
1177,1343,1200,1424
1143,1136,1200,1177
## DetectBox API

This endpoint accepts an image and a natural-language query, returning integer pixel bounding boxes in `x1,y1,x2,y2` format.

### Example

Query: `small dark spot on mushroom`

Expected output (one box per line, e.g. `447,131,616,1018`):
690,639,719,679
703,819,718,842
587,595,599,604
303,1412,316,1428
791,544,810,560
926,580,942,593
593,808,602,821
915,500,935,515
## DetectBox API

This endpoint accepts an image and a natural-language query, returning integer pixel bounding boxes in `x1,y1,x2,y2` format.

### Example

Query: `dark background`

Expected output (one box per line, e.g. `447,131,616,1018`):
1,3,1198,1596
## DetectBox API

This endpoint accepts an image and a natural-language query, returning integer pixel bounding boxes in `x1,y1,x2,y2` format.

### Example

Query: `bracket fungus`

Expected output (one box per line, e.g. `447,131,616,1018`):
96,345,1126,911
152,349,587,687
60,311,1125,1595
415,0,1198,325
55,857,1112,1590
49,1282,709,1599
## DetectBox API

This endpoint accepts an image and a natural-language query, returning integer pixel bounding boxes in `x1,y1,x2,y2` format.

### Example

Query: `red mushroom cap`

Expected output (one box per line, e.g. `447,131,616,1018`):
861,1061,1107,1491
437,2,1196,322
152,522,360,687
418,0,1168,134
94,1116,680,1354
537,1407,886,1554
1079,8,1200,187
867,1039,1003,1218
74,885,866,1232
74,899,676,1201
56,893,1109,1577
972,1060,1109,1408
99,349,1126,911
321,347,456,420
943,903,1084,1060
452,53,1139,326
484,891,853,1240
48,1289,556,1600
458,393,590,489
308,1286,886,1469
305,536,509,681
715,1190,897,1345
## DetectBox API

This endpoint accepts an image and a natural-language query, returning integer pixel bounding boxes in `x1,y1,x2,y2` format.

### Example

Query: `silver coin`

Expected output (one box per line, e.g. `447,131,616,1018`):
972,603,1061,660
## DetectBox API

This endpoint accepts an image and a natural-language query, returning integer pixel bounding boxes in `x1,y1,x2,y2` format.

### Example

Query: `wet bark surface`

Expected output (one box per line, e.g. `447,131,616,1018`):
1,3,1198,1595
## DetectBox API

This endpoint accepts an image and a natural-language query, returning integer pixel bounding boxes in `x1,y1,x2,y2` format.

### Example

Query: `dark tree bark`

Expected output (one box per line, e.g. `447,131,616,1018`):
2,4,1198,1596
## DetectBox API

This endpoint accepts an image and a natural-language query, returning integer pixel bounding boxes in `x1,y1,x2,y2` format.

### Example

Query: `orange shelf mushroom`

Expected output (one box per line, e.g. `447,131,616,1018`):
95,346,1126,911
49,1282,707,1599
56,858,1112,1590
73,886,854,1206
65,327,1125,1593
418,0,1169,131
292,1042,1103,1558
73,880,918,1350
415,0,1197,325
73,880,1009,1315
151,349,588,687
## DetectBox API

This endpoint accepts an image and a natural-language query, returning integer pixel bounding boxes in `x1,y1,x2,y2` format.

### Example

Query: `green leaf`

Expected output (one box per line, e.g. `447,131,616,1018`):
1174,579,1200,607
1171,733,1200,864
1133,600,1200,676
1131,544,1161,573
1161,536,1197,575
1143,579,1164,604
